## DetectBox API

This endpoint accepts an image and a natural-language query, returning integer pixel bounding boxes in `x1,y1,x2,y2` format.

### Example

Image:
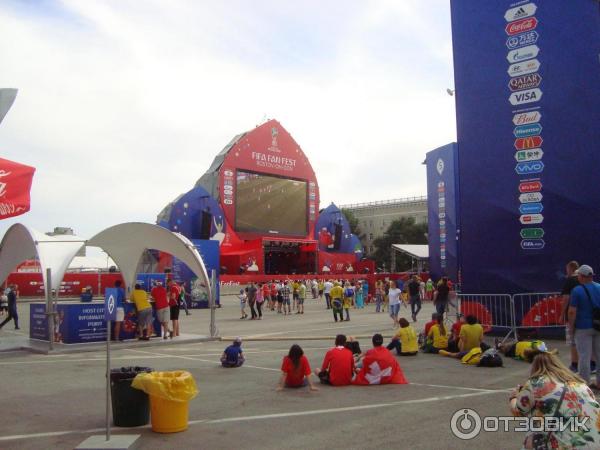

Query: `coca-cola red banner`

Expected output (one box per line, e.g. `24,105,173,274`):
0,157,35,219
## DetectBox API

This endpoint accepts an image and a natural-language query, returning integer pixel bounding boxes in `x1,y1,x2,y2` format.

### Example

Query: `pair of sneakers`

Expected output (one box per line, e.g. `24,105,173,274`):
569,361,597,374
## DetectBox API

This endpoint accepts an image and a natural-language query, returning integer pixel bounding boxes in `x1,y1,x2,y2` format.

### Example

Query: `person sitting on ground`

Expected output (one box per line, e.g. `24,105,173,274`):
509,348,600,449
315,334,356,386
277,344,318,391
439,315,487,358
424,313,438,336
423,314,448,354
387,318,419,356
345,337,364,368
447,314,465,352
496,338,548,361
130,283,153,340
221,337,245,367
353,334,408,385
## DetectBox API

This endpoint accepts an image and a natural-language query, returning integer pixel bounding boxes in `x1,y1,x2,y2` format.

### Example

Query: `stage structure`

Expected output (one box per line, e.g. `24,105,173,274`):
157,120,366,278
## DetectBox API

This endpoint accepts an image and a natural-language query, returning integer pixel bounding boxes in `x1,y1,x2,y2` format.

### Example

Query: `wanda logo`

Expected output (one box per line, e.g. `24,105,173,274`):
505,17,538,35
519,181,542,193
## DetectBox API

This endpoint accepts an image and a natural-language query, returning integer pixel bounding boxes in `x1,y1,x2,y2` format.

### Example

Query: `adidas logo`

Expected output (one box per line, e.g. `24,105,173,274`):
514,7,527,18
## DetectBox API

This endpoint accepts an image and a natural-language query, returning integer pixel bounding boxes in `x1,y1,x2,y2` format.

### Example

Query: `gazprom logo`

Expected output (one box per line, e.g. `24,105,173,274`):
515,161,544,175
514,123,542,138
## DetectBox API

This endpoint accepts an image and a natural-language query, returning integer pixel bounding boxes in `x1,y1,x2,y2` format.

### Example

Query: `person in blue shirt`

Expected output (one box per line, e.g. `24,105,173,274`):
221,337,245,367
113,280,126,341
568,264,600,387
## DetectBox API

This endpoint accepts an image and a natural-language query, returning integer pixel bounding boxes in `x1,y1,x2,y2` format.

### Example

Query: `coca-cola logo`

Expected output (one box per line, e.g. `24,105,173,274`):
505,17,538,36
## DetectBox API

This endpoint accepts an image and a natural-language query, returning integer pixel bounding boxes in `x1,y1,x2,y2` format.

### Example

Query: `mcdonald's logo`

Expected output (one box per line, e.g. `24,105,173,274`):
514,136,543,150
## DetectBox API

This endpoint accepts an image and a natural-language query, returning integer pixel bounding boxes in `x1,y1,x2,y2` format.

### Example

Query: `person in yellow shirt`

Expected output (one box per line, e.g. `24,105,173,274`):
330,281,344,322
426,315,449,353
130,284,153,341
497,339,548,360
439,315,485,358
387,318,418,356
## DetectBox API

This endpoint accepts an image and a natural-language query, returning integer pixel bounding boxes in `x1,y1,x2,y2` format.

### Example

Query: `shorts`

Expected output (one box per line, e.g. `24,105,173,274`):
156,307,169,323
297,298,304,305
566,326,576,347
389,303,400,316
170,305,180,320
318,290,323,296
116,307,125,322
283,298,290,306
277,296,283,304
285,379,308,388
137,308,153,328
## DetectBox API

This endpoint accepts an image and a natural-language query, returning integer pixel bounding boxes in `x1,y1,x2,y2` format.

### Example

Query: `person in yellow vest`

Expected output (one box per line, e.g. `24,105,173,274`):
387,318,419,356
130,283,153,341
330,281,344,323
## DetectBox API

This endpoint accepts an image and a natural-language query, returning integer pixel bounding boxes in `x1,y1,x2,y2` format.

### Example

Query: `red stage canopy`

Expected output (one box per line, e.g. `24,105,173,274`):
0,157,35,219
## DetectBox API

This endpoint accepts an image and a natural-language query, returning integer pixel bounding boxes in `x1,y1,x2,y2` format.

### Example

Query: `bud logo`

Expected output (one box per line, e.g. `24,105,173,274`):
515,136,543,150
506,17,538,35
515,161,544,175
519,192,543,203
509,88,542,105
513,110,541,125
506,30,539,49
519,202,543,214
507,45,540,63
520,214,544,225
509,73,542,92
519,180,542,193
505,3,537,22
514,123,542,137
515,149,544,162
521,239,545,250
508,59,540,77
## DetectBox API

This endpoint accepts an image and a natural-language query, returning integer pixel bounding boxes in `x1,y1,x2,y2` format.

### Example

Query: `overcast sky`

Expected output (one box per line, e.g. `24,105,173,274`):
0,0,456,240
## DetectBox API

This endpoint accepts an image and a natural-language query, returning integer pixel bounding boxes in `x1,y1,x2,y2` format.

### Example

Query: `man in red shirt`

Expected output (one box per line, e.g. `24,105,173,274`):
150,281,170,339
315,334,356,386
449,313,465,351
167,279,181,337
424,313,438,336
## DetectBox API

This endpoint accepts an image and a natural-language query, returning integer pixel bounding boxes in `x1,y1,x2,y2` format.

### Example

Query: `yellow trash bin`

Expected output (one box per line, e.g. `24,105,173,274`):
132,370,198,433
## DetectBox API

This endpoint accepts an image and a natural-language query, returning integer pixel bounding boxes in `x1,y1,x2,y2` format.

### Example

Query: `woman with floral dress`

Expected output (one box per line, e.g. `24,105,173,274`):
509,347,600,449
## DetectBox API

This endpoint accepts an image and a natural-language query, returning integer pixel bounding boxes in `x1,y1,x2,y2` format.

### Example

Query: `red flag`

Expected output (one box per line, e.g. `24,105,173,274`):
0,157,35,219
352,346,408,385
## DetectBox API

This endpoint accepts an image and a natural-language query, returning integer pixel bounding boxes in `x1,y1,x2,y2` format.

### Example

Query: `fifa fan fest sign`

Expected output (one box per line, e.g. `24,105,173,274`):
449,0,600,293
0,158,35,219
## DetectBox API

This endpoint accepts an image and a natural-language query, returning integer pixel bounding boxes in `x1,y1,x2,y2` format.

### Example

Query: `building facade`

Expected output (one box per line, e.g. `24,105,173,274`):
339,196,428,256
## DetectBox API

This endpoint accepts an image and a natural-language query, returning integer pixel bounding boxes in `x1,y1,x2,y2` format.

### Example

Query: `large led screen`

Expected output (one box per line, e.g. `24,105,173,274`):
235,170,307,236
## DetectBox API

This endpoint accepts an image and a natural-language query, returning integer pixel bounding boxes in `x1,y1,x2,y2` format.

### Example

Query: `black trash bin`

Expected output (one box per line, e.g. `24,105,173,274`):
110,366,153,427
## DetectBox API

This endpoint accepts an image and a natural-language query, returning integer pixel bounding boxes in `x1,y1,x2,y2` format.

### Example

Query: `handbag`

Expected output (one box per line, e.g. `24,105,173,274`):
581,285,600,332
530,385,567,450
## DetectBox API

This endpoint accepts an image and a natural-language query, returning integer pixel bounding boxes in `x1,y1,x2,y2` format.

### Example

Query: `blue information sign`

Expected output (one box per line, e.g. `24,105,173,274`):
104,288,118,322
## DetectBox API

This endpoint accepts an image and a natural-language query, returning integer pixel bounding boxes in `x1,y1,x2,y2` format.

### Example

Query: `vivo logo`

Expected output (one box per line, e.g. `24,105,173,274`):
515,161,544,175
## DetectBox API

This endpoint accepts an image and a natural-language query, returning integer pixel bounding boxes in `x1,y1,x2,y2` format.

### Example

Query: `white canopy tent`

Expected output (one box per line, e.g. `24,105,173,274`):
390,244,429,272
0,223,86,293
87,222,212,297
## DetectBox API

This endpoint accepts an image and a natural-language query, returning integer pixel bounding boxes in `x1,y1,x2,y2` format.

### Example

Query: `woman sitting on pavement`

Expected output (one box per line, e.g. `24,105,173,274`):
423,314,448,354
509,347,600,449
387,318,419,356
277,344,318,391
345,337,364,368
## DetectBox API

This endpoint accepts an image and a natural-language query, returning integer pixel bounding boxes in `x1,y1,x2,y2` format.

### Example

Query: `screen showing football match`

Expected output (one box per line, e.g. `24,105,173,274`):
235,170,307,235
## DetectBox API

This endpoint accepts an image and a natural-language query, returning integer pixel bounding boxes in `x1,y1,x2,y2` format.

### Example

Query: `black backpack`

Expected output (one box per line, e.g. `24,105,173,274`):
478,349,503,367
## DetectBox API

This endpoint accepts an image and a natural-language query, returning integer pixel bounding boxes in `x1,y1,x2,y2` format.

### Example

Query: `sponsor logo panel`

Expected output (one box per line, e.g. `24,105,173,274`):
519,214,544,225
508,59,540,77
519,202,544,214
514,136,543,149
509,88,542,105
505,17,538,36
504,3,537,22
520,227,544,239
521,239,545,250
514,123,542,137
519,180,542,193
509,73,542,92
507,44,540,63
513,111,541,125
515,149,544,162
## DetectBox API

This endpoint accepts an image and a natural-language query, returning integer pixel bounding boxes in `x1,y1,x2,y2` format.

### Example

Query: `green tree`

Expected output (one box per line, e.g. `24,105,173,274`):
341,208,364,240
373,217,428,271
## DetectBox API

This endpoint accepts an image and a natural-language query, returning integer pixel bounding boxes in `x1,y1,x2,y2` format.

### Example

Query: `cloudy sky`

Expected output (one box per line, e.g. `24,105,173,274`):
0,0,456,239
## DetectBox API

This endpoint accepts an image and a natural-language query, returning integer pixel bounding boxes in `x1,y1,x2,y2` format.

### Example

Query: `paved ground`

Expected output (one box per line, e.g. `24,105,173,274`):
0,293,570,449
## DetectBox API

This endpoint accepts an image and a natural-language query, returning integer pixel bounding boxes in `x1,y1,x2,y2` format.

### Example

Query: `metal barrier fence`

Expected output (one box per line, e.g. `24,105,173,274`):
457,294,516,343
454,292,564,343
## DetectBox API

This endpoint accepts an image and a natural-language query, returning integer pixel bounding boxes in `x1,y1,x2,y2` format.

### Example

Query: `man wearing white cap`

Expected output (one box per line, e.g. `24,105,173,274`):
568,265,600,388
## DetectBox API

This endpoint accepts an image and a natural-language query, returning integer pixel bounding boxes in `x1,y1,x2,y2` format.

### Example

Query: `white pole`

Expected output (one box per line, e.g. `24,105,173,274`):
45,268,54,351
209,269,216,337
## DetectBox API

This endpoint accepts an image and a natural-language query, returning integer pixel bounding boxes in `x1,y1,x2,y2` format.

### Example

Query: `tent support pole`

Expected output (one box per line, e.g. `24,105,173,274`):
209,269,217,338
46,268,54,351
